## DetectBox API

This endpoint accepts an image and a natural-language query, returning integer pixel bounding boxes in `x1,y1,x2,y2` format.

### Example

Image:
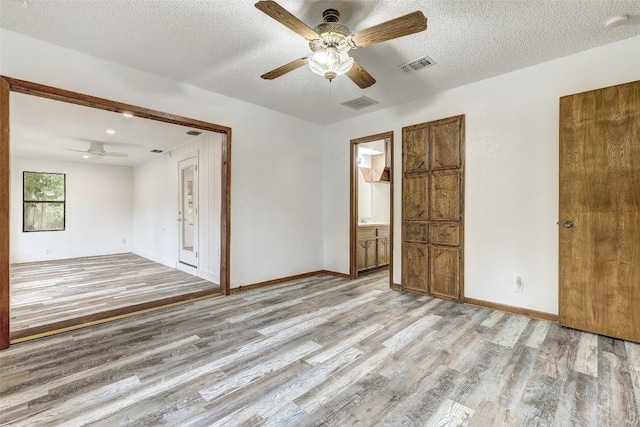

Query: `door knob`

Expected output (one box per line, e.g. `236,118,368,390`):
562,220,574,228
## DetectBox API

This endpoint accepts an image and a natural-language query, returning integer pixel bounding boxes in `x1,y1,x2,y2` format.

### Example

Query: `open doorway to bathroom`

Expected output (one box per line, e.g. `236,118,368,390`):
350,131,393,287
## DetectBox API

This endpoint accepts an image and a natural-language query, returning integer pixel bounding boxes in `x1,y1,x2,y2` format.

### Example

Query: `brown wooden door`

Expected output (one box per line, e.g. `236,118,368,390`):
559,80,640,343
402,116,464,300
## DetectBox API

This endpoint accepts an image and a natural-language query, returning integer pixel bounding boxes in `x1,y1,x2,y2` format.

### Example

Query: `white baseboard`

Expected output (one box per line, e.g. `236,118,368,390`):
133,249,176,269
198,268,220,284
176,262,198,276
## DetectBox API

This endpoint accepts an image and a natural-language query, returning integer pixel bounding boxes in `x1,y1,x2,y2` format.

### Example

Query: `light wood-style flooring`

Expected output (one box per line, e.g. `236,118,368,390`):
10,253,218,332
1,271,639,426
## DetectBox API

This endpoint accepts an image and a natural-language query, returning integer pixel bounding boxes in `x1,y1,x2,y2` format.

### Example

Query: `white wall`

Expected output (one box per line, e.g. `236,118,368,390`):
1,29,325,288
371,183,390,223
132,132,223,284
10,157,133,263
323,35,640,315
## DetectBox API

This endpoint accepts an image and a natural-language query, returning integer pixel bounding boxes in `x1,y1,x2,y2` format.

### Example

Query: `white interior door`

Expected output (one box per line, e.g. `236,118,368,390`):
178,156,198,267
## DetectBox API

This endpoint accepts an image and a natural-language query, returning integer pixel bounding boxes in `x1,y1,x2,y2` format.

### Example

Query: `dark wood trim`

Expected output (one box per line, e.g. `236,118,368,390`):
2,76,231,134
349,131,394,288
0,77,10,350
464,297,559,322
230,271,328,294
320,270,351,279
10,289,222,343
392,283,402,290
221,129,232,295
0,76,232,349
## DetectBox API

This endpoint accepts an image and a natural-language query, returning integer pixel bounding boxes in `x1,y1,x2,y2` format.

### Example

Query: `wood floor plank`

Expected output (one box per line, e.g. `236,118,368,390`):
10,253,219,332
1,269,638,426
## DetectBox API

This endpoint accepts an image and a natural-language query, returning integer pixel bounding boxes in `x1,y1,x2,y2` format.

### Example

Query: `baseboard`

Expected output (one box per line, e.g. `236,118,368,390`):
176,262,197,276
133,249,176,269
464,297,559,322
198,268,219,284
392,283,402,290
319,270,351,279
230,270,349,294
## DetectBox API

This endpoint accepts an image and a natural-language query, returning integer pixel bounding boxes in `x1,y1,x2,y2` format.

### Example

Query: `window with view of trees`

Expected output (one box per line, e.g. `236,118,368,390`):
23,171,66,232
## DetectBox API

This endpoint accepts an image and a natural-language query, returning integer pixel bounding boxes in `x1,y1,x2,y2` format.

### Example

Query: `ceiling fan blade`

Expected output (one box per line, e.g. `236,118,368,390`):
261,57,309,80
104,152,128,158
346,61,376,89
65,149,88,153
255,1,318,40
351,11,427,48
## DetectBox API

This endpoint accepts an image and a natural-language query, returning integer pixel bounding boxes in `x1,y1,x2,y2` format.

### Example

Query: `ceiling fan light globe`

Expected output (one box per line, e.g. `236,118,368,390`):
309,48,353,80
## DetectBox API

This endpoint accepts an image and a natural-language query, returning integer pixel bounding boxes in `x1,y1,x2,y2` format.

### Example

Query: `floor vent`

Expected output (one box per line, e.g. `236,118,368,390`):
186,130,202,136
399,55,435,73
340,95,379,111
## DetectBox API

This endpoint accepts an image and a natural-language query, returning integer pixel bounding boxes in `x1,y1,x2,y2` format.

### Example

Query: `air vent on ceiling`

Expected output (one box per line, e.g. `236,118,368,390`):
340,95,379,111
150,149,163,153
399,55,435,73
186,130,202,136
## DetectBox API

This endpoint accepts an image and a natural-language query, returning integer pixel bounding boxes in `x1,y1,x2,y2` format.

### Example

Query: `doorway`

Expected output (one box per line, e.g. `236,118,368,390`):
0,77,232,349
350,131,394,286
178,156,199,268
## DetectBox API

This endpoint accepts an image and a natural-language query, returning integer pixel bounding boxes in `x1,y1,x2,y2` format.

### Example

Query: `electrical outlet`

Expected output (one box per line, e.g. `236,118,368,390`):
515,276,523,293
45,248,51,255
122,238,127,244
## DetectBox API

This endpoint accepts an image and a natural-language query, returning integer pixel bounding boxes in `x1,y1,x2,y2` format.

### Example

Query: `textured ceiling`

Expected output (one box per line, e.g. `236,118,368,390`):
1,0,640,125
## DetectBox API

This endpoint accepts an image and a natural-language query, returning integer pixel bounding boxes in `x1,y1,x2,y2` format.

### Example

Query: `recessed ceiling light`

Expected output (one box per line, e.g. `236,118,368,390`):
106,129,116,135
83,154,90,159
605,14,628,28
122,111,134,118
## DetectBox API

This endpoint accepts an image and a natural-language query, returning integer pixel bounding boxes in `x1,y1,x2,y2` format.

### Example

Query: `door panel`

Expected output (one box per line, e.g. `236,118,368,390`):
403,174,428,220
402,243,428,292
430,247,460,300
377,237,389,266
559,80,640,342
404,222,428,243
403,127,428,172
430,171,460,221
430,118,461,170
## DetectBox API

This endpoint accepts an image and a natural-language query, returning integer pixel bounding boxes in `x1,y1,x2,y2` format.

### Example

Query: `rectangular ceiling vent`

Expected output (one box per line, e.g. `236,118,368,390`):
340,96,379,111
186,130,202,136
150,149,163,153
399,55,435,73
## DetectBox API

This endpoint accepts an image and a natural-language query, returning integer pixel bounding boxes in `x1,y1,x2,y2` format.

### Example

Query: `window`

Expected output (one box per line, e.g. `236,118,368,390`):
23,171,66,232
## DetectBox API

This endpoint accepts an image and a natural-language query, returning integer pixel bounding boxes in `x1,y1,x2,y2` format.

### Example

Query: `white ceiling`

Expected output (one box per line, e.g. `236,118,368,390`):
1,0,639,126
10,92,209,166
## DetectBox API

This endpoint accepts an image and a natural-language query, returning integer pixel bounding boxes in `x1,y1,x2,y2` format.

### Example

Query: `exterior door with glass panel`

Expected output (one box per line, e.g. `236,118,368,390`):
178,157,198,267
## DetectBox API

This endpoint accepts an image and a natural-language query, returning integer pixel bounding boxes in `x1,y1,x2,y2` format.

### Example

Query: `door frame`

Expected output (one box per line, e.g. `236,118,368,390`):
0,76,232,349
350,131,394,287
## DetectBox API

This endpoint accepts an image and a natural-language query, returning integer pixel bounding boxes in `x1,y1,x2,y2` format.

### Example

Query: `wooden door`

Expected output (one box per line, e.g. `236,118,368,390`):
559,80,640,343
402,116,464,300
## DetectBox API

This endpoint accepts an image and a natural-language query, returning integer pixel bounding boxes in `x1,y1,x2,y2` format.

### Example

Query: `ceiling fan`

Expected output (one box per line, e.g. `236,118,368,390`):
255,1,428,88
66,141,128,160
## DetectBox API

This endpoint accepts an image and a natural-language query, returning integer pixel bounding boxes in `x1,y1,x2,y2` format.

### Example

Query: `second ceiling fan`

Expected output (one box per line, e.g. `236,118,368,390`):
255,1,428,88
